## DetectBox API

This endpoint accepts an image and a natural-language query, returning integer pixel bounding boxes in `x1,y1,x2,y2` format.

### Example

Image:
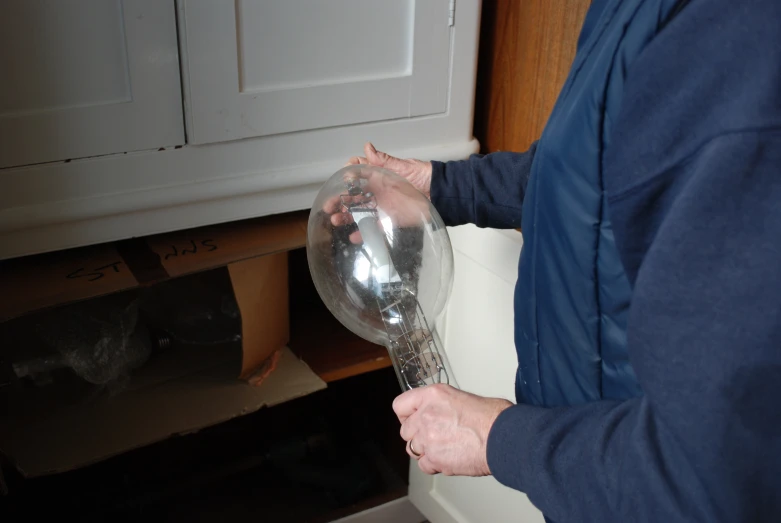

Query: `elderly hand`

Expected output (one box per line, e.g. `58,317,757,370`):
393,383,513,476
346,142,433,198
323,142,435,243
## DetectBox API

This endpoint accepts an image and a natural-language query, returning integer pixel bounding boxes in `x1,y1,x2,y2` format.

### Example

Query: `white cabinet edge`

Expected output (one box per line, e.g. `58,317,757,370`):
409,464,465,523
329,496,425,523
447,225,524,284
0,138,479,260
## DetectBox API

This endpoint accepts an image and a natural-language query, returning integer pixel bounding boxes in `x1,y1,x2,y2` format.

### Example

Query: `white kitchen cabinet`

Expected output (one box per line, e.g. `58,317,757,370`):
181,0,452,144
0,0,184,169
0,1,551,519
0,0,481,261
0,1,547,520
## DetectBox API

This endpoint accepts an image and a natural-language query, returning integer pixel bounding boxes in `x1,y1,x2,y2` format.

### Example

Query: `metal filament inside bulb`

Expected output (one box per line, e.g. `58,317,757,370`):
340,180,450,390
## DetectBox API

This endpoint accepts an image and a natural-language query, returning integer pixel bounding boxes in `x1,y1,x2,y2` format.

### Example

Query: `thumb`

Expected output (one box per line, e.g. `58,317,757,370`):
365,142,408,173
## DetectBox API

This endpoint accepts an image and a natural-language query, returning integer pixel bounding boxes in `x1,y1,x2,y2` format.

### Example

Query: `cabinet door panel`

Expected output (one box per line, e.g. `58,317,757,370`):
0,0,184,169
181,0,451,144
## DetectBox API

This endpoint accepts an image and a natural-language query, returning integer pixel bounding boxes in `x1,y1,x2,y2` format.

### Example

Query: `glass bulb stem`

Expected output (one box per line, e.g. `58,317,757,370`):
376,286,449,390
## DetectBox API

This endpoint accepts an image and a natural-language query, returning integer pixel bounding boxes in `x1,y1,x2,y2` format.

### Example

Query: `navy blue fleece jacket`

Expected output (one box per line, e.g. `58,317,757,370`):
430,0,781,521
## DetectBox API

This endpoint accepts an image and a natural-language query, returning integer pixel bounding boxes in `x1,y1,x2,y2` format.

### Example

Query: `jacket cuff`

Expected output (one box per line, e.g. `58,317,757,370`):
486,403,551,492
430,159,475,227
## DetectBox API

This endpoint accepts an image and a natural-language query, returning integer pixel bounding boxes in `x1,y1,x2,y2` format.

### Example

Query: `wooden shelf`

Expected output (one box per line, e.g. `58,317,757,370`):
287,247,393,384
290,308,392,383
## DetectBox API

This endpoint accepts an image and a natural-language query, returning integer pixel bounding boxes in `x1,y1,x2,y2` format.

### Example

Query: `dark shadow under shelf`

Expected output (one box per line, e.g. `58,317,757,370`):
287,248,393,384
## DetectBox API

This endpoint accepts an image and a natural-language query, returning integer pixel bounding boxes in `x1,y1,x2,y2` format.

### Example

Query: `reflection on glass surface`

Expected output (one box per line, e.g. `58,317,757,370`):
306,165,456,390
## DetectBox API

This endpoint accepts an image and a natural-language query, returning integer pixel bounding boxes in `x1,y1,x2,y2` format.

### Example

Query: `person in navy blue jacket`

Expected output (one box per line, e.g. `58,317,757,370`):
340,0,781,521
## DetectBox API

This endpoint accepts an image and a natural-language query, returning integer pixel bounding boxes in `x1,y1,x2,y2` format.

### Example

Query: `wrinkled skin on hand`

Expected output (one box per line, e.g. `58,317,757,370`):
345,142,433,198
323,142,435,243
393,383,513,476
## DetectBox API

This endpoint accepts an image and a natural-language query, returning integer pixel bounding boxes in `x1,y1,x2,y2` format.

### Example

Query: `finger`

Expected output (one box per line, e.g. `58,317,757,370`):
363,142,378,162
418,456,438,475
406,440,423,460
322,195,343,214
349,230,363,244
323,194,363,215
366,142,409,174
392,388,426,421
399,414,419,442
330,212,354,227
345,156,368,166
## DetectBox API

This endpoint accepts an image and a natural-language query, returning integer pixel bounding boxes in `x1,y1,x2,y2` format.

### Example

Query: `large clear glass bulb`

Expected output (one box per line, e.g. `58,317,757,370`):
306,164,455,390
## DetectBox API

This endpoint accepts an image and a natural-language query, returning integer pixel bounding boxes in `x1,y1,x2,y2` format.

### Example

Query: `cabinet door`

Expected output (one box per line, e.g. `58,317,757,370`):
180,0,452,144
409,226,545,523
0,0,184,169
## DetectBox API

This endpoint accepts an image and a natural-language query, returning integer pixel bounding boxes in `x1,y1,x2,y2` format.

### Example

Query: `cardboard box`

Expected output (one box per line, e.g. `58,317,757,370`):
0,210,326,479
0,343,325,477
0,210,310,323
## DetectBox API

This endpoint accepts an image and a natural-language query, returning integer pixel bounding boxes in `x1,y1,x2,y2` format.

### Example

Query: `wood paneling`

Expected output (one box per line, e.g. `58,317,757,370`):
474,0,591,153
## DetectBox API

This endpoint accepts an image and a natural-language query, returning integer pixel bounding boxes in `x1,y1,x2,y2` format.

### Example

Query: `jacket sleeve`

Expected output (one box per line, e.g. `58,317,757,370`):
486,129,781,522
429,142,537,229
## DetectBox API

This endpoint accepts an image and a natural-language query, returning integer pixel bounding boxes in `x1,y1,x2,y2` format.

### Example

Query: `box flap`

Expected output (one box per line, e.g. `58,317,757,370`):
0,210,308,322
0,243,138,322
228,253,290,380
0,347,326,477
146,211,307,279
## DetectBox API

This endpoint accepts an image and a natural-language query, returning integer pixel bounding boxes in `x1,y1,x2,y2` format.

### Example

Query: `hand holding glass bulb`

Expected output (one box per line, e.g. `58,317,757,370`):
322,153,433,244
307,159,455,391
309,146,515,477
345,142,434,198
